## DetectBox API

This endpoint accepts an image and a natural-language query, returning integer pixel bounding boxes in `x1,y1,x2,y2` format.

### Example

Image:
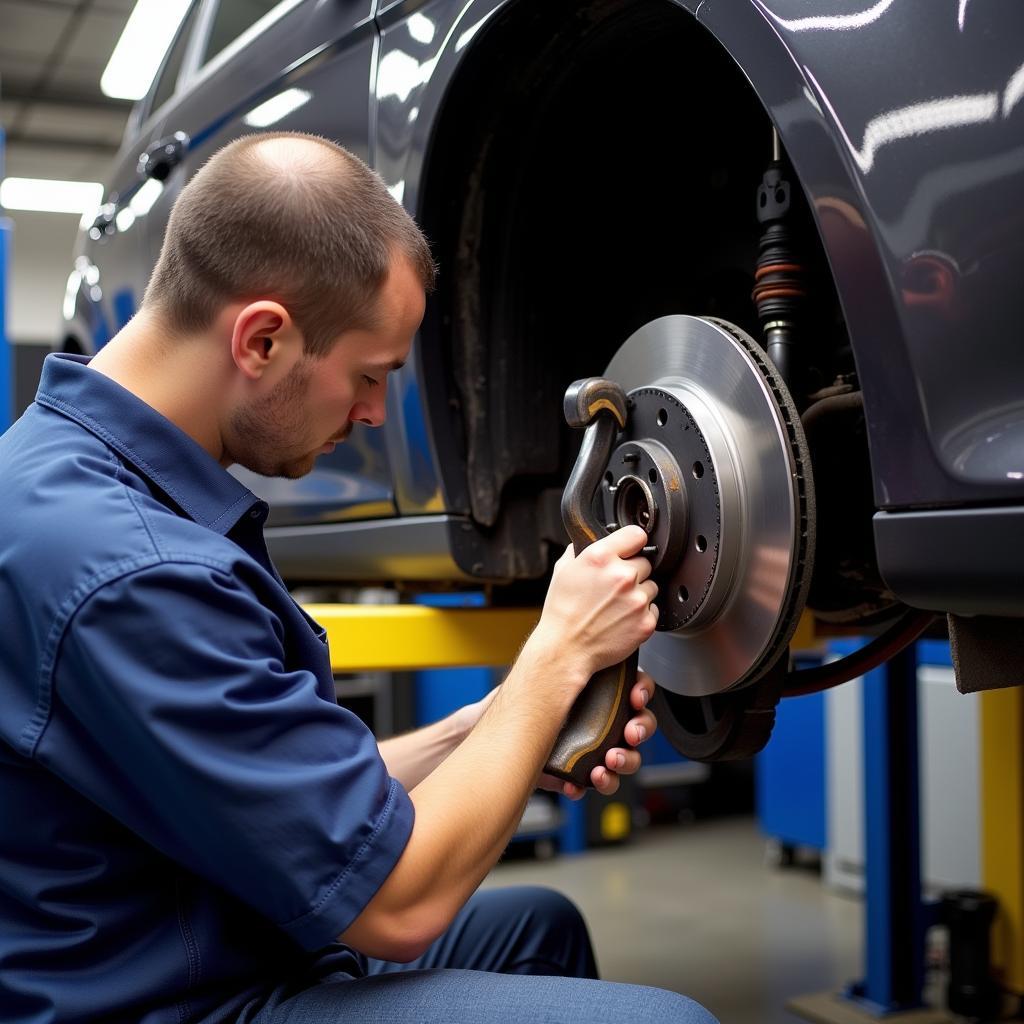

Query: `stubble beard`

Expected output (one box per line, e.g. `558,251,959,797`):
228,359,321,479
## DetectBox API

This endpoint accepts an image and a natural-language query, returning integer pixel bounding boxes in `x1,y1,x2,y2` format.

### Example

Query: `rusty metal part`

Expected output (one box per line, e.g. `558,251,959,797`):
563,376,628,432
546,377,640,788
559,379,630,549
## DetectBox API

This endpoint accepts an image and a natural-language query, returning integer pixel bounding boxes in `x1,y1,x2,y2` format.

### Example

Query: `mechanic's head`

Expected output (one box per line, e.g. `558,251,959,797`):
143,131,434,479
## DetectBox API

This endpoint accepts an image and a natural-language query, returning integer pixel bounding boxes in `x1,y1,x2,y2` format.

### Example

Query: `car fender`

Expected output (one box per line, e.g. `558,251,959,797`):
391,0,1024,511
696,0,1024,509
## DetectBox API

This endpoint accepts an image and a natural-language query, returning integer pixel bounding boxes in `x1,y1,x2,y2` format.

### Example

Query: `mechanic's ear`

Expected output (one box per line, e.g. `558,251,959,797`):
230,300,299,379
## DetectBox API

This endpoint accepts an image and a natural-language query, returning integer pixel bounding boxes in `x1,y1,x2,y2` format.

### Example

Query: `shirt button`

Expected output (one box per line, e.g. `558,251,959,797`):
250,508,263,519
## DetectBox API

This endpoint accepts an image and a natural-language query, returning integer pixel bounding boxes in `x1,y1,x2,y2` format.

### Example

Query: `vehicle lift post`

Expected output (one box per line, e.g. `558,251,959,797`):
850,645,934,1016
790,644,952,1023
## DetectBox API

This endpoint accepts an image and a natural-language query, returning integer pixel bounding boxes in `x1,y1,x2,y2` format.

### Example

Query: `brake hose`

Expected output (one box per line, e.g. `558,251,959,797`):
783,609,936,698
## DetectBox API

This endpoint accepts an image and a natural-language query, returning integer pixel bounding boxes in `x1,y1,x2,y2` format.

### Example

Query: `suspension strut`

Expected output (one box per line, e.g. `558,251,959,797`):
753,129,808,398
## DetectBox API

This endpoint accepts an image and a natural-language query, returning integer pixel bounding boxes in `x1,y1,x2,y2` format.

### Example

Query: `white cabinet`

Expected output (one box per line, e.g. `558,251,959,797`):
824,654,980,895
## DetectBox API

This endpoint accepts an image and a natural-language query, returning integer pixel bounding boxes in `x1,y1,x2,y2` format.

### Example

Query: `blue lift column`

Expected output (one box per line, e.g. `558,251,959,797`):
851,645,929,1014
790,643,950,1023
0,126,12,433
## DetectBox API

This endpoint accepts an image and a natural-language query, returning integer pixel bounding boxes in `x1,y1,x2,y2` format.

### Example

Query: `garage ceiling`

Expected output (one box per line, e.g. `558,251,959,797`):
0,0,135,180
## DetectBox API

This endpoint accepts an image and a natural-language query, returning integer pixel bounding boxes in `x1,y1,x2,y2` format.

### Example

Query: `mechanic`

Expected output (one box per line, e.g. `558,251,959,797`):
0,132,716,1024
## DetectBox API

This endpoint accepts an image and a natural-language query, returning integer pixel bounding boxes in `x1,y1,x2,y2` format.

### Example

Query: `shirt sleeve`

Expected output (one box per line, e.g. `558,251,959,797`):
48,559,414,951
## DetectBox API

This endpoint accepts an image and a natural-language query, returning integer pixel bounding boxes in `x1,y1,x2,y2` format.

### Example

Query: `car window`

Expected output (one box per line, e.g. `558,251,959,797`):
201,0,284,66
149,1,201,115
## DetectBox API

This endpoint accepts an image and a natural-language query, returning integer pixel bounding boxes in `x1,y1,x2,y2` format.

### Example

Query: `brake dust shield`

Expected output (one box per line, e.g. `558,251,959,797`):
601,315,814,698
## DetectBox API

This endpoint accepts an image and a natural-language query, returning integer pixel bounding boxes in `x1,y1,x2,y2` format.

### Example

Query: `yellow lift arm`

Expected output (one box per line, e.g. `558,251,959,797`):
303,604,540,674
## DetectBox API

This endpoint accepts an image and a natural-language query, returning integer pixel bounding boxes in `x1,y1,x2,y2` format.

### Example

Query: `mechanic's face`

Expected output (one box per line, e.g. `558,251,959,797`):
230,255,425,479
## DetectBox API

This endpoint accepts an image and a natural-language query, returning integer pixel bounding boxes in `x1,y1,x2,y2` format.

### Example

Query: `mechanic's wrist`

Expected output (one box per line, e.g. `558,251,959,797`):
519,625,593,699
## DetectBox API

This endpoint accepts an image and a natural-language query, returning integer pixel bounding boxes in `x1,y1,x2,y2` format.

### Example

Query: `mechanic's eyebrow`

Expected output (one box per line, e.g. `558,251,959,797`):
369,359,406,372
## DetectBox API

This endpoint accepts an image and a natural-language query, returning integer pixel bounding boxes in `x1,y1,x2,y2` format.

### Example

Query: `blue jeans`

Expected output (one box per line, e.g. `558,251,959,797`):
244,886,717,1023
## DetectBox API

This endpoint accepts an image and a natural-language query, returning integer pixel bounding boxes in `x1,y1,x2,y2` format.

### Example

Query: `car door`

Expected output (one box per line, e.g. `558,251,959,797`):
72,0,204,349
138,0,393,527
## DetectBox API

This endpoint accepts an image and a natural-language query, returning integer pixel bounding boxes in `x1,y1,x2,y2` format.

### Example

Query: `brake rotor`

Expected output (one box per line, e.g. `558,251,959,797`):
602,315,814,698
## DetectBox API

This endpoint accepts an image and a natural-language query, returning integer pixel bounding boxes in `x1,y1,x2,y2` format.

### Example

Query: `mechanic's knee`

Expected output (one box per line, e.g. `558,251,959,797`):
524,884,581,917
520,886,585,928
488,886,596,979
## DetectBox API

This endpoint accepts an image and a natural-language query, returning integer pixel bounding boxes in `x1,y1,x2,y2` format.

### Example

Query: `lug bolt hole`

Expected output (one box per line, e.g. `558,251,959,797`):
678,585,689,603
695,534,707,553
692,460,705,480
648,468,657,484
657,408,668,426
605,471,614,486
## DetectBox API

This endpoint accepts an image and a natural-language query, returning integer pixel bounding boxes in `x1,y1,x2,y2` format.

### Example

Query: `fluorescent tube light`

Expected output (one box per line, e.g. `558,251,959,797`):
243,88,312,128
1,178,104,220
101,0,191,101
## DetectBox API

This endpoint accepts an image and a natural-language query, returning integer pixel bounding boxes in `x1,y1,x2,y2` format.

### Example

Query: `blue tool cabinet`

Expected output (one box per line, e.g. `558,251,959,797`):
756,656,827,853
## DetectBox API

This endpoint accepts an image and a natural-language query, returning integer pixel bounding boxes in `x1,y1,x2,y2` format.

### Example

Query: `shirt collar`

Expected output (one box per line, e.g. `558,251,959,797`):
34,353,262,535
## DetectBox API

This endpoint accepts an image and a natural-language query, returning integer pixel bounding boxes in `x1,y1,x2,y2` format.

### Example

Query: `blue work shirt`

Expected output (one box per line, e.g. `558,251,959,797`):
0,354,414,1022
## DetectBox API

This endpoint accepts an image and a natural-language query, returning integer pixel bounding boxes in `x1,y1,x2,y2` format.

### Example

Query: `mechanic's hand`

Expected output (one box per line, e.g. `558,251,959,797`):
536,525,659,682
538,671,658,799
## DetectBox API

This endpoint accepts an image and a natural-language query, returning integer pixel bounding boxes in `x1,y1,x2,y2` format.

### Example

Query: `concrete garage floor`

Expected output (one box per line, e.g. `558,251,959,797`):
484,816,862,1024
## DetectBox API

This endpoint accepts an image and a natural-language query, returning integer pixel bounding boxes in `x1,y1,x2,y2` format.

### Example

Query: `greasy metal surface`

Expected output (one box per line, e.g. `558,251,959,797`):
605,315,806,698
545,654,638,787
563,377,629,431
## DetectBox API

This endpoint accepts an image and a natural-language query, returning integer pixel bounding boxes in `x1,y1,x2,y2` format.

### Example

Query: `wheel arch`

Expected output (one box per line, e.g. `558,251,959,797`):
400,0,927,581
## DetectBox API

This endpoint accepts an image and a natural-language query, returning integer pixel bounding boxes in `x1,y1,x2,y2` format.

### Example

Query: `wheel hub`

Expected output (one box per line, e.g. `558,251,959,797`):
600,388,722,631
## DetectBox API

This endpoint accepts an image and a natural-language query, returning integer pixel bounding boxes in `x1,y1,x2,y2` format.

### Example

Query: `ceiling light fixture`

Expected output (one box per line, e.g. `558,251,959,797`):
0,178,104,224
101,0,192,101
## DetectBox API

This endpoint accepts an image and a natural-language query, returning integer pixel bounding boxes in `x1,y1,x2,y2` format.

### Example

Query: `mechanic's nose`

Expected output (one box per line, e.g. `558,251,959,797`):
351,397,386,428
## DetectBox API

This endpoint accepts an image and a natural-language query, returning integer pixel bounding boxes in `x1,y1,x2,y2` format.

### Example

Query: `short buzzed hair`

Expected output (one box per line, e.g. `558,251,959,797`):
143,131,436,356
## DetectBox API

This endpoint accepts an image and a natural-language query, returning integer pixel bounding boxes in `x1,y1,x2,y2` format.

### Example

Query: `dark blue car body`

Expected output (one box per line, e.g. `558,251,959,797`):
62,0,1024,618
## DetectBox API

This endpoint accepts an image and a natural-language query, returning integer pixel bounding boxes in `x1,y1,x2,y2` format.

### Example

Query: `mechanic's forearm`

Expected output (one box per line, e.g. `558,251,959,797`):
377,714,465,792
339,629,587,960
